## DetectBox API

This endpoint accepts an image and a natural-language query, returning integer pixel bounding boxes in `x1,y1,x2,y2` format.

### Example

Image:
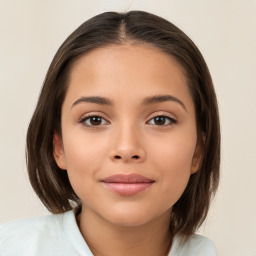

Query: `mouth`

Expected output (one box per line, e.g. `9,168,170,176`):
100,173,155,196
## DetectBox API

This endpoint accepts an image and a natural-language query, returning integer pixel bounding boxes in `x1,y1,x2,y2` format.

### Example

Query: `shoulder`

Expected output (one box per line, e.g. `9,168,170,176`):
169,234,216,256
0,212,63,238
186,234,216,255
0,212,66,255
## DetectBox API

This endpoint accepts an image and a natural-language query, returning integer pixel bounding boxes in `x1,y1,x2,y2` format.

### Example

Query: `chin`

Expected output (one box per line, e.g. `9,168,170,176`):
108,216,152,227
102,207,158,228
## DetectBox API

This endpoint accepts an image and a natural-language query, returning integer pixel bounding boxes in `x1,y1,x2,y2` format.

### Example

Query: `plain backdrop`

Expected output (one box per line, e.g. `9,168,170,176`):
0,1,255,255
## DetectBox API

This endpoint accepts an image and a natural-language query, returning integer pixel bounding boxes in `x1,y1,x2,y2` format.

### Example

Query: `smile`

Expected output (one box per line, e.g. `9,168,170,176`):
100,173,155,196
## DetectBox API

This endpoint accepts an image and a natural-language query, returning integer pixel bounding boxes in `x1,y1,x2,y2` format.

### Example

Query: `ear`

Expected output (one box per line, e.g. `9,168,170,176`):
53,133,67,170
191,134,205,174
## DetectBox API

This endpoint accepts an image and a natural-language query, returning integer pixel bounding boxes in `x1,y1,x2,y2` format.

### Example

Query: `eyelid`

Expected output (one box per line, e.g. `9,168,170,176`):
147,111,177,121
146,112,177,126
78,111,177,128
79,111,109,121
79,113,110,128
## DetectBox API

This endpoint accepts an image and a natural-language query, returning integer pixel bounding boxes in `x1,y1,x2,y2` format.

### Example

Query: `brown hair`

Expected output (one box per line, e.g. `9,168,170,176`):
26,10,220,237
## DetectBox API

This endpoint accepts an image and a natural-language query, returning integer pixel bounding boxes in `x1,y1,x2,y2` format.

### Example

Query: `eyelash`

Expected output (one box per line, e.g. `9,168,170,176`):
79,114,177,129
79,115,109,128
147,115,177,126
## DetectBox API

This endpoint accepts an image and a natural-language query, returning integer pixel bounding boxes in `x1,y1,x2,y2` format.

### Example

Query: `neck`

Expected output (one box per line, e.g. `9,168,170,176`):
77,205,172,256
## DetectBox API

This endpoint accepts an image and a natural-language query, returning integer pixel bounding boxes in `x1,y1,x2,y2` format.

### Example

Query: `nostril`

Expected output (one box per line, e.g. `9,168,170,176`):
113,155,140,160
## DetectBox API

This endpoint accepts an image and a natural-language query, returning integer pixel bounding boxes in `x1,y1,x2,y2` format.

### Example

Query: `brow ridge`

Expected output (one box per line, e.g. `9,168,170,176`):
142,95,187,110
72,96,112,107
71,94,187,111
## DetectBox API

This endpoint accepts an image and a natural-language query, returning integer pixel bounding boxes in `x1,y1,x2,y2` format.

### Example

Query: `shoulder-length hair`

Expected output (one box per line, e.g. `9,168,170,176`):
26,10,220,237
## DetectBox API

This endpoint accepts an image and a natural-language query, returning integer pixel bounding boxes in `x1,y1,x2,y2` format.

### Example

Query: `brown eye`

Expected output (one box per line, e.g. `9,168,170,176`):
154,116,166,125
81,116,108,126
148,116,176,126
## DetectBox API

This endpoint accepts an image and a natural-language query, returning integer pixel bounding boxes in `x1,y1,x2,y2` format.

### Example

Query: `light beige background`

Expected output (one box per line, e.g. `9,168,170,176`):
0,0,255,255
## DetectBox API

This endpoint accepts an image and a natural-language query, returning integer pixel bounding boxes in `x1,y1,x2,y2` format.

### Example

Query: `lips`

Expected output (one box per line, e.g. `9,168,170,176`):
101,174,155,196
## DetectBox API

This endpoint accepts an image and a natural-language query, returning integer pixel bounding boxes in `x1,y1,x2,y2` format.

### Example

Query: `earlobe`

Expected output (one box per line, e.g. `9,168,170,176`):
191,138,204,174
191,157,201,174
53,133,67,170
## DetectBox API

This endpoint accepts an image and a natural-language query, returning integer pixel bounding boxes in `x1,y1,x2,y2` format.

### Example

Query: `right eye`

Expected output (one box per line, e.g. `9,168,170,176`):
80,115,108,127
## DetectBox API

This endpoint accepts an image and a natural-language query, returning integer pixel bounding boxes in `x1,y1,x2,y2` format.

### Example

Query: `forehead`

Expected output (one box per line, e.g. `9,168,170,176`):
64,44,194,111
70,43,187,84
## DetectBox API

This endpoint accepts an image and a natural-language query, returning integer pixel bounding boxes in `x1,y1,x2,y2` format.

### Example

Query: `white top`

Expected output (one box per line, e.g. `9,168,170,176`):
0,208,216,256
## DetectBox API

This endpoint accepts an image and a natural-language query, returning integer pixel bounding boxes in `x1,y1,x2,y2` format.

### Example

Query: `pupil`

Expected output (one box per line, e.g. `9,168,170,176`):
155,116,165,125
91,116,101,125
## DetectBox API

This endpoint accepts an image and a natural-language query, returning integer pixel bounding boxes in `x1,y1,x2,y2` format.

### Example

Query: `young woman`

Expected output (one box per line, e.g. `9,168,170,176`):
0,11,220,256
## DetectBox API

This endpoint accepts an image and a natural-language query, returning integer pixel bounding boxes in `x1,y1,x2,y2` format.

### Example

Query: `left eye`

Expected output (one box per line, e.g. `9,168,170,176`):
81,116,108,126
148,116,176,126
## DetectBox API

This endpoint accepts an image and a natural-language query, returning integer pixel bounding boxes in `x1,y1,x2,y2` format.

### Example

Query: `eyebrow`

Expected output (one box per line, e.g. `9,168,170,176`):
72,96,112,107
142,95,187,111
72,94,187,111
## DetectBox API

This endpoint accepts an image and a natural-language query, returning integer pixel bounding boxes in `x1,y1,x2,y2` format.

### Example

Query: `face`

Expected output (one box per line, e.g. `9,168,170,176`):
54,44,202,227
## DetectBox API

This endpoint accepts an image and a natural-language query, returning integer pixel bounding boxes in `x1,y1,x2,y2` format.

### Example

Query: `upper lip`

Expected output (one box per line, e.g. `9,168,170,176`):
101,173,155,183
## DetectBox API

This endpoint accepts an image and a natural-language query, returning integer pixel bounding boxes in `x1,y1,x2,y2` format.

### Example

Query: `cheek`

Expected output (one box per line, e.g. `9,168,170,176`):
149,131,196,197
151,131,196,171
62,131,107,193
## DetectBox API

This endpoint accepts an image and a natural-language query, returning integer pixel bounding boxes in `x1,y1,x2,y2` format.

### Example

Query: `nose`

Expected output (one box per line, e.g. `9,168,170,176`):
109,123,146,163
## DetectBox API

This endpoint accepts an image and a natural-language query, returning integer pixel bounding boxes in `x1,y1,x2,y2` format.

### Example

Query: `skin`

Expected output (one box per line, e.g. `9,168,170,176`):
53,44,202,256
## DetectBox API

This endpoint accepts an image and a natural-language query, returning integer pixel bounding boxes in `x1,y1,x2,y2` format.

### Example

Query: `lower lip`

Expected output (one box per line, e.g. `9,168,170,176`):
102,182,153,196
